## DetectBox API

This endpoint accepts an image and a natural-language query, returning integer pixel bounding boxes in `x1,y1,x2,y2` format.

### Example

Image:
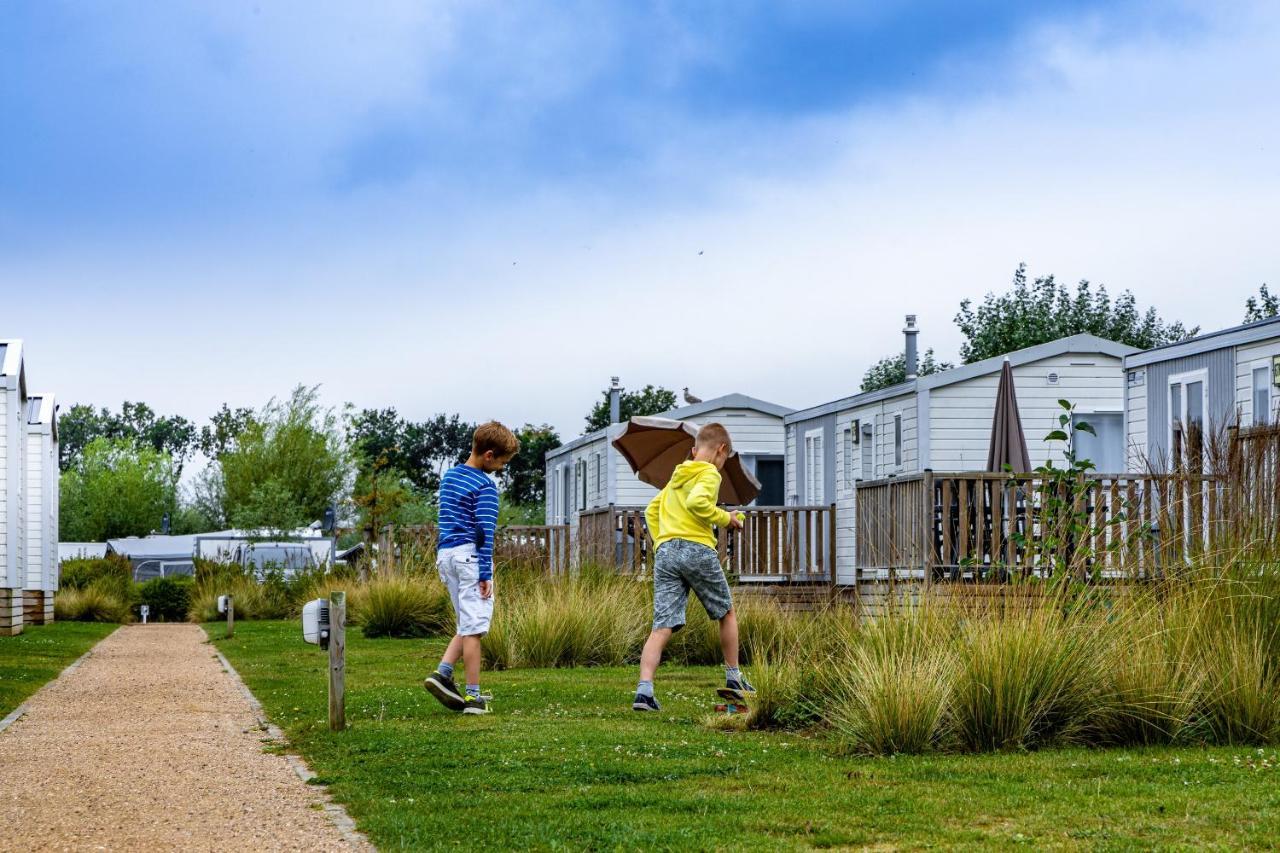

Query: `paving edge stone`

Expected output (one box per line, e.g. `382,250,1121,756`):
205,630,374,852
0,625,121,736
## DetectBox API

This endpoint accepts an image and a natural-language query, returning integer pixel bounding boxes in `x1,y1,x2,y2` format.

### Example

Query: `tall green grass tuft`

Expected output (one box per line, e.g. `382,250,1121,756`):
54,584,132,623
359,575,453,638
826,609,953,755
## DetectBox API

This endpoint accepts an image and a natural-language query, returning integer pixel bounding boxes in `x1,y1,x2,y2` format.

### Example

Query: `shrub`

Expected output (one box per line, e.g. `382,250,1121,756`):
826,610,954,755
54,585,132,623
360,576,452,639
1196,619,1280,745
60,555,134,600
136,576,194,622
188,572,290,622
948,598,1107,752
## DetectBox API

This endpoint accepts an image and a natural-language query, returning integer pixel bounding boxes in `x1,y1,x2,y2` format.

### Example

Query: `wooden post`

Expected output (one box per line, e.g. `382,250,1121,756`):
329,590,346,732
226,595,234,639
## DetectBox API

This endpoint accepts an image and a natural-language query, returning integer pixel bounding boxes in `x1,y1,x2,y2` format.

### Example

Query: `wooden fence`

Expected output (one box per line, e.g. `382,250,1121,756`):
577,505,837,581
857,471,1233,580
376,523,571,574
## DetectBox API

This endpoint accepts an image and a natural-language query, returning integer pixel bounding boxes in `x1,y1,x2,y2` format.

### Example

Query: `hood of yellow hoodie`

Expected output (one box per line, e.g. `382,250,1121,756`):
668,459,719,488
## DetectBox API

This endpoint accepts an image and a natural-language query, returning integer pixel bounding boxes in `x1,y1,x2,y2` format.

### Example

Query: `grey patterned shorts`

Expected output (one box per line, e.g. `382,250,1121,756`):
652,538,734,631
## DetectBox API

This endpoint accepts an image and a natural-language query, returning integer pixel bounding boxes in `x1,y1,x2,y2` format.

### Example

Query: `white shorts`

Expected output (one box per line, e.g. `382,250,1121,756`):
437,544,493,636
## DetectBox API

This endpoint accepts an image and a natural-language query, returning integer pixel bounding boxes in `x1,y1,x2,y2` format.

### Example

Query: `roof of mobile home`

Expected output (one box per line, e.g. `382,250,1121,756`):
1124,315,1280,368
546,393,794,461
784,334,1137,423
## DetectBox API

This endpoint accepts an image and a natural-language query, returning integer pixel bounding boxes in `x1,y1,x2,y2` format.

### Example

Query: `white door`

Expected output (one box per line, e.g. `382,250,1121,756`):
804,431,823,504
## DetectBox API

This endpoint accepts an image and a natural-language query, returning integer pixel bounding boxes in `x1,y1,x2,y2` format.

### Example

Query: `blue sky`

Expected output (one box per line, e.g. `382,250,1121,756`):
3,1,1278,444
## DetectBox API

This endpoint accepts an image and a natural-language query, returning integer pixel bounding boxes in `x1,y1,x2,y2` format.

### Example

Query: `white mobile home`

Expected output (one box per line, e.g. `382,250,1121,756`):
784,331,1136,583
0,340,28,635
545,392,793,541
1124,315,1280,470
24,393,58,624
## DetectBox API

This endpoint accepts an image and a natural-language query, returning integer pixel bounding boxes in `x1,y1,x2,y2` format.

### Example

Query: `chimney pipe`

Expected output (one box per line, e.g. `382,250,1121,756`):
904,315,919,380
609,376,622,424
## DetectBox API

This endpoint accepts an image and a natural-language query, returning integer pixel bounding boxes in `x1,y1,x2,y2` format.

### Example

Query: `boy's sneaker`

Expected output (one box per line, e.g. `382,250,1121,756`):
721,676,756,701
423,670,466,711
461,694,490,715
632,692,662,712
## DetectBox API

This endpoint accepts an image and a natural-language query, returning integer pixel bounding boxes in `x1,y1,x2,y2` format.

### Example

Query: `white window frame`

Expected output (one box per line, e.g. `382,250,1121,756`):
842,426,854,492
1168,368,1208,467
1253,365,1271,426
804,428,823,505
893,413,903,469
595,452,603,493
861,421,875,481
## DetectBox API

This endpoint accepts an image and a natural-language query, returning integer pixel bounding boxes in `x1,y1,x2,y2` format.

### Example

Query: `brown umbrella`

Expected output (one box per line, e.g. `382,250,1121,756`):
611,416,761,505
987,358,1032,473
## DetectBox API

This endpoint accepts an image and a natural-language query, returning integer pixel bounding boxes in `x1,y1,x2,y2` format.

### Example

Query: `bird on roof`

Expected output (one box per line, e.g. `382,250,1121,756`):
683,387,702,404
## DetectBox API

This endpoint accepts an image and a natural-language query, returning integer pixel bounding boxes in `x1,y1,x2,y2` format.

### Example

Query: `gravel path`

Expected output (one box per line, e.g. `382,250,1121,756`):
0,624,367,851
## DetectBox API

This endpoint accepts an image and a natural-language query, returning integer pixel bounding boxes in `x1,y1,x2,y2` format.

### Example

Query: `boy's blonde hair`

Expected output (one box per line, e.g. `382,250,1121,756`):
695,422,732,453
473,421,520,458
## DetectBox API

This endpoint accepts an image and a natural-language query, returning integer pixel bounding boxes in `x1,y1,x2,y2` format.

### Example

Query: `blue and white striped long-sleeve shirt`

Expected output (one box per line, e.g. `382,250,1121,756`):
437,465,500,581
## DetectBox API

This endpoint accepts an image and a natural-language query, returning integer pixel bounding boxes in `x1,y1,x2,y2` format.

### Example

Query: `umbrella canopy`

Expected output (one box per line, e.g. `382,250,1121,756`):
612,416,761,505
986,358,1032,473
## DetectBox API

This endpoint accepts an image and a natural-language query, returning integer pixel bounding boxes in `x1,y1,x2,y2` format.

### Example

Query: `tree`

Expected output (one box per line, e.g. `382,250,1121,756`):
1244,284,1278,323
503,424,561,505
57,402,197,472
346,408,476,495
860,348,953,393
198,404,257,458
215,385,351,530
954,264,1197,364
584,384,678,432
59,437,179,541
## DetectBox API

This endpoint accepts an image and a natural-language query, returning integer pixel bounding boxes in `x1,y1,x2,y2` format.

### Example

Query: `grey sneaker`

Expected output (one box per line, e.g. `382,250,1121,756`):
424,671,466,711
632,692,662,711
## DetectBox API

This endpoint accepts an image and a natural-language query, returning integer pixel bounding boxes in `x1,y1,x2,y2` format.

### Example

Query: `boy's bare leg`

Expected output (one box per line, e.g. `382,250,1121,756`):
440,634,464,668
718,609,740,669
639,628,673,682
461,634,483,687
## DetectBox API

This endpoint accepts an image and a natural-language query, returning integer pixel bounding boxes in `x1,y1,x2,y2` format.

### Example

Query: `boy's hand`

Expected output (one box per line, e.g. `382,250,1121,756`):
728,512,745,530
479,580,493,599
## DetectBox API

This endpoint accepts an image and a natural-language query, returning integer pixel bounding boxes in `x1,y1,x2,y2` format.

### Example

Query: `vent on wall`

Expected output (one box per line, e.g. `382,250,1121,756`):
1046,372,1060,385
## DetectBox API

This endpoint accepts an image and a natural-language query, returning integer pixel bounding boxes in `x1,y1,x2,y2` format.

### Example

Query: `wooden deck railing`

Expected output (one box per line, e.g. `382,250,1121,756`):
377,523,571,574
856,471,1231,579
577,504,837,581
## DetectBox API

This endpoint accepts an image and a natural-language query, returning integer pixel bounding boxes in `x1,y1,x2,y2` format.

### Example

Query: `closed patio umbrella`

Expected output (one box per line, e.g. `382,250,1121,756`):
987,358,1031,473
612,416,761,505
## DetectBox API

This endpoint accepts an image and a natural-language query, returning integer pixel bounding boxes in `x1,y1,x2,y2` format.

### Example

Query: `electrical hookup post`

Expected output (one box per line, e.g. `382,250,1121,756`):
301,592,347,732
328,591,346,732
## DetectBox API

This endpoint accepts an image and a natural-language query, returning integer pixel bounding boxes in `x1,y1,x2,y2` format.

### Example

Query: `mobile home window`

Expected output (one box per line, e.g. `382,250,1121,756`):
579,460,588,510
1169,371,1207,468
1254,367,1271,425
595,452,603,492
843,427,854,491
893,415,903,468
861,422,874,480
804,430,823,504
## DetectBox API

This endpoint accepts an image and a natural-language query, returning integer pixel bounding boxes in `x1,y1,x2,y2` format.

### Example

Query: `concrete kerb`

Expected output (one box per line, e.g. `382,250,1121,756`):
205,630,373,852
0,626,121,736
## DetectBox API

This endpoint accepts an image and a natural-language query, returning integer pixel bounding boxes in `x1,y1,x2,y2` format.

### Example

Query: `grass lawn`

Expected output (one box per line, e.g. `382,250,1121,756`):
212,621,1280,850
0,621,118,718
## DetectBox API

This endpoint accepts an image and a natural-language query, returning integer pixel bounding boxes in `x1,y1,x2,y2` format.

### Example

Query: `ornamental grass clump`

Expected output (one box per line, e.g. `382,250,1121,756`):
54,584,132,623
948,594,1108,752
825,608,954,755
358,575,453,639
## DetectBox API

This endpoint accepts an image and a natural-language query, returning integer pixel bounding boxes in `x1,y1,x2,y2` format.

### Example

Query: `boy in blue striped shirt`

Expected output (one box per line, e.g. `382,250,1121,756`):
424,421,520,715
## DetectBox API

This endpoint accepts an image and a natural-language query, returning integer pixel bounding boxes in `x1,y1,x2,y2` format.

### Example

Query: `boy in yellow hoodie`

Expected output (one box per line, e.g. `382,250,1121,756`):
632,422,751,711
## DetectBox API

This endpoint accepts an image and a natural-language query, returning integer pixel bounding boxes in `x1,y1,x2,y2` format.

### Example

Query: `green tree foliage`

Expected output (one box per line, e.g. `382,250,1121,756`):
216,386,350,532
198,403,257,458
584,384,677,432
1244,284,1278,323
860,348,953,393
346,408,475,494
504,424,562,505
58,402,196,472
59,437,179,540
955,264,1197,364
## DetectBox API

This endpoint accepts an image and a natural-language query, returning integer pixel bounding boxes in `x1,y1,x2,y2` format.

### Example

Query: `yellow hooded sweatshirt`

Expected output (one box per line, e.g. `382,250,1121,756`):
645,460,732,550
